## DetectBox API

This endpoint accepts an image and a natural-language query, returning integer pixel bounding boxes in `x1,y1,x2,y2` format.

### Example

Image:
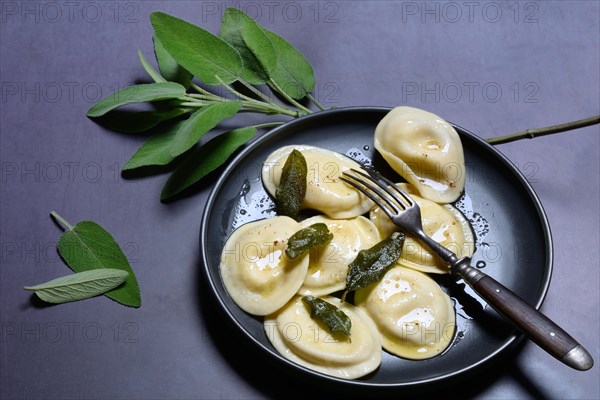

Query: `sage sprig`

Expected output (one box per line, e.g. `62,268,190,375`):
25,269,129,304
51,211,141,308
88,8,325,201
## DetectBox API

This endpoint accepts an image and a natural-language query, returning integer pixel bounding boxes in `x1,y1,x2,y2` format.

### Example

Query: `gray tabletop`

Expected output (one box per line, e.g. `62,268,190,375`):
1,1,598,399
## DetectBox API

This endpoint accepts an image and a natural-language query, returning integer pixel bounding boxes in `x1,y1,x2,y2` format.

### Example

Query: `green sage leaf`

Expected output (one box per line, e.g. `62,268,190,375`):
276,149,307,220
264,30,316,99
53,213,141,308
87,82,186,117
123,121,184,170
153,35,193,88
342,232,405,301
138,49,166,83
123,101,241,170
220,8,276,84
302,296,351,337
169,101,241,157
150,12,243,85
25,269,129,304
161,126,256,200
286,223,333,259
102,108,190,134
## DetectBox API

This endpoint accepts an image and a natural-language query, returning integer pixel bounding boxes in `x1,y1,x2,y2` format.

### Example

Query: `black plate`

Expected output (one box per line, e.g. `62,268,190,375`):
200,107,552,391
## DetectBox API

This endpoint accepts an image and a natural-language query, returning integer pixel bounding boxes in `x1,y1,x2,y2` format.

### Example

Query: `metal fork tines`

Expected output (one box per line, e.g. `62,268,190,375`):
340,167,594,371
340,168,457,264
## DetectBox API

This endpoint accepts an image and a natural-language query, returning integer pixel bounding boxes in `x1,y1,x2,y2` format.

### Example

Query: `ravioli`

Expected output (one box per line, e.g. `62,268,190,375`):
355,266,455,360
374,106,465,203
265,296,382,379
297,215,380,297
262,145,373,219
220,216,309,316
370,183,474,274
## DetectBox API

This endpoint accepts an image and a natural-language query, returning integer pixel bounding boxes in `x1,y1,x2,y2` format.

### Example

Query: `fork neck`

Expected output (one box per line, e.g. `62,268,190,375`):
412,229,459,265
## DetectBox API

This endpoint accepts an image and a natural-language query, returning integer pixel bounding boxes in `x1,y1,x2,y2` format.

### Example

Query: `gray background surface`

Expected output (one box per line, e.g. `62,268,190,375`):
1,1,598,399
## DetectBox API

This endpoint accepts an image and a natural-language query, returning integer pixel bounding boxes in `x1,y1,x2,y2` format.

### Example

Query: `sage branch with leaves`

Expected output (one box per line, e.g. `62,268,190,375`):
87,8,600,203
88,8,323,201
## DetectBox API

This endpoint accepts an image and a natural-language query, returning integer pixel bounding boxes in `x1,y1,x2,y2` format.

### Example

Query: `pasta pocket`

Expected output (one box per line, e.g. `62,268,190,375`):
374,106,465,203
262,145,373,219
265,296,382,379
220,216,309,316
355,266,455,360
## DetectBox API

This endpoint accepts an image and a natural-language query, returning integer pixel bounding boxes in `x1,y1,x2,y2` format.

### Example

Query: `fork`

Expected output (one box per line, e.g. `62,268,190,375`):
341,168,593,371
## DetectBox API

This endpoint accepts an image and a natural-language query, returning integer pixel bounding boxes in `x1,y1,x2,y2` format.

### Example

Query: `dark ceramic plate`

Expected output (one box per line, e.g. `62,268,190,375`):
200,107,552,391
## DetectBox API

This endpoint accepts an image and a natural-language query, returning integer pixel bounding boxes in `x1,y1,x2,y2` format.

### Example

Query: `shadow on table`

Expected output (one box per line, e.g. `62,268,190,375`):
196,261,550,399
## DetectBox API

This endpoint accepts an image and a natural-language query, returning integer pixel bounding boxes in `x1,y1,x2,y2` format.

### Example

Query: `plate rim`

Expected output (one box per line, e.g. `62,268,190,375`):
199,106,554,389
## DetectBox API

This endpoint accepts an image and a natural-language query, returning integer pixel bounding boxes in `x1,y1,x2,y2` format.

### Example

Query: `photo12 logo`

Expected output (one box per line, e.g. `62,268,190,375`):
1,321,140,343
1,161,124,184
400,2,540,24
200,1,340,24
401,81,540,104
0,1,140,24
0,240,140,266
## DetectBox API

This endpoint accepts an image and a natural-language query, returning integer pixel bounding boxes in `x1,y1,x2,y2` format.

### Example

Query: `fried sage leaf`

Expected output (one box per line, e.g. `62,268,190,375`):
286,223,333,259
275,149,307,220
302,295,351,336
25,269,129,304
342,232,405,301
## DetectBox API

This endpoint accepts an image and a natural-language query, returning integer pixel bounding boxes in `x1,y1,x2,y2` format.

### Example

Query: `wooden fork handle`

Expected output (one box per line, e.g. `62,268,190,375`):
453,258,594,371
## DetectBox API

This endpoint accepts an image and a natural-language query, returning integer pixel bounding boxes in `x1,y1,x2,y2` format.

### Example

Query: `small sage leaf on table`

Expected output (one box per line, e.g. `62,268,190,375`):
25,269,129,304
286,223,333,259
264,30,316,100
342,232,405,301
138,49,166,83
150,12,243,85
220,7,276,84
161,126,256,200
51,212,141,308
276,149,307,220
86,82,186,117
302,295,351,337
153,35,193,88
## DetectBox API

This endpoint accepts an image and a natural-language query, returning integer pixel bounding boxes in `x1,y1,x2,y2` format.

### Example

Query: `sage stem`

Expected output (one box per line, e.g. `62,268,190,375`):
251,122,286,130
237,79,277,104
487,115,600,145
190,83,222,100
268,78,313,115
50,211,74,231
307,93,325,111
